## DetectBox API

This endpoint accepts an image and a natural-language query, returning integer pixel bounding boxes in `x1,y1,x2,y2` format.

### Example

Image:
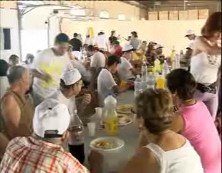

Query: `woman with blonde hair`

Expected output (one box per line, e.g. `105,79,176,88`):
121,89,203,173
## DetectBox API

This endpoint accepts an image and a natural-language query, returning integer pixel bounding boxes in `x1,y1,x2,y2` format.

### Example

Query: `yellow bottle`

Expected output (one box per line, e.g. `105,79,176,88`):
156,73,165,89
104,95,118,135
104,110,118,136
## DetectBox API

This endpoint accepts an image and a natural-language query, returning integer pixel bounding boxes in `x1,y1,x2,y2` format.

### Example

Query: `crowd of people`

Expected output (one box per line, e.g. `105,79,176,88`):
0,11,221,173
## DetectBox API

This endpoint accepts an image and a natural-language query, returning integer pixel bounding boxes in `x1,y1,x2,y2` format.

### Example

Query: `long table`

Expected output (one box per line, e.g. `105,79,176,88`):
84,91,139,173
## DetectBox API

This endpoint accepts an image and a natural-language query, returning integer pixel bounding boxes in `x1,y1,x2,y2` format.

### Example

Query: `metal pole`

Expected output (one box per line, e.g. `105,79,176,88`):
16,2,23,60
47,17,50,48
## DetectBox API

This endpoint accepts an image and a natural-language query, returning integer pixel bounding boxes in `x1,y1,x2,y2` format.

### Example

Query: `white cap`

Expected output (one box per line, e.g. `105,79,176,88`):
123,44,133,52
185,29,195,36
33,99,70,138
153,44,163,50
61,68,81,85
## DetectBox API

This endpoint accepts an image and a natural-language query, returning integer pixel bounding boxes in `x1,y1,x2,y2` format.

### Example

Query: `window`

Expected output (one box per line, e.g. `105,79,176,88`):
0,28,11,50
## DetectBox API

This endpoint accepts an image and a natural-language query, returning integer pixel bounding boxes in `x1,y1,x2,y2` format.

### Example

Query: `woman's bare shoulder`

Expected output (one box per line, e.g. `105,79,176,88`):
120,147,159,173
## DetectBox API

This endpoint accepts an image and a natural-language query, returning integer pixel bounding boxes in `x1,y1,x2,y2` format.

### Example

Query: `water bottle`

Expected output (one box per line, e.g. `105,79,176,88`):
104,95,118,136
147,72,155,89
68,110,85,164
134,75,142,97
141,61,148,82
162,59,170,77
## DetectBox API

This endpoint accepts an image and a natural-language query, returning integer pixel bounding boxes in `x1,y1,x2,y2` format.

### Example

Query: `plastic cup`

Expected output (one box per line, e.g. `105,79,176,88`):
95,107,103,119
87,122,96,137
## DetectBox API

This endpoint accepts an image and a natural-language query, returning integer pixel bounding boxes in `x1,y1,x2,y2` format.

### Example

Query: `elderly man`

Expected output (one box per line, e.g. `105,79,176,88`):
32,33,73,106
0,66,33,140
0,99,102,173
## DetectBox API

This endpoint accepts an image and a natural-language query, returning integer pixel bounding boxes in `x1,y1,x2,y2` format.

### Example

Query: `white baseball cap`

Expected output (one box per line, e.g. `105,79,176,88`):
185,29,195,37
33,98,70,138
153,44,163,50
61,68,81,85
123,44,133,52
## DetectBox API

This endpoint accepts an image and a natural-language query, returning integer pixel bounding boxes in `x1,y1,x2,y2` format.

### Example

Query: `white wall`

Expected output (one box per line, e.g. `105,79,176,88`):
0,8,20,61
62,19,206,55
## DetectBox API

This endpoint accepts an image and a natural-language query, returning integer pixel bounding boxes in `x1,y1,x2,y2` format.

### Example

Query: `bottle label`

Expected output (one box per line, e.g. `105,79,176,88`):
105,117,118,135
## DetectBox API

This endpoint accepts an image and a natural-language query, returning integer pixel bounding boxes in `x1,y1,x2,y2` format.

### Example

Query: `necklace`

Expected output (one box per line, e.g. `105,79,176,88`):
207,54,218,65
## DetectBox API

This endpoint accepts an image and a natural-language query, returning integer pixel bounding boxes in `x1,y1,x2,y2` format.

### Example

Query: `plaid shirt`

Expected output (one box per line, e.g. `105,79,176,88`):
0,137,89,173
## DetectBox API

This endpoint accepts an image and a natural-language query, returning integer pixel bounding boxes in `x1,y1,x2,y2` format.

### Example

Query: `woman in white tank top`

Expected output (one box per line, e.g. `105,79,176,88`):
121,89,203,173
190,12,221,119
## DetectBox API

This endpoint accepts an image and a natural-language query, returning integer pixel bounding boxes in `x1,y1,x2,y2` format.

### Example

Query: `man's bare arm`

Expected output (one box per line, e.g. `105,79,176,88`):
1,95,31,139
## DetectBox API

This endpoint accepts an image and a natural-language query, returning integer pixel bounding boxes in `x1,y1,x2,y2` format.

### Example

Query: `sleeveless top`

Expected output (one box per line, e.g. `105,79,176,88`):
145,140,204,173
190,52,221,86
0,90,33,139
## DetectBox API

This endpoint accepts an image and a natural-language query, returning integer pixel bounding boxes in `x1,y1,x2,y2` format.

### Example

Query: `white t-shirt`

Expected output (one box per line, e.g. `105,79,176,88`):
118,57,133,80
50,89,76,115
97,69,117,106
90,51,106,69
33,48,73,98
71,60,91,82
94,35,109,51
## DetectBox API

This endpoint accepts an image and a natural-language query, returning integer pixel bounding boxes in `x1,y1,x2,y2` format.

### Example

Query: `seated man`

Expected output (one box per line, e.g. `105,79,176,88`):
0,66,33,140
97,55,130,106
0,99,102,173
118,44,136,80
87,45,106,90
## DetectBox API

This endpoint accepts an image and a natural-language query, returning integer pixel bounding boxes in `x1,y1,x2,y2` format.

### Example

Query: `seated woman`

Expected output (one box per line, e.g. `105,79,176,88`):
121,89,203,173
166,69,221,173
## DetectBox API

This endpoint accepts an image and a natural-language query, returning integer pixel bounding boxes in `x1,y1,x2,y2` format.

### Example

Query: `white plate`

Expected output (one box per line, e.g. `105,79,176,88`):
89,137,125,152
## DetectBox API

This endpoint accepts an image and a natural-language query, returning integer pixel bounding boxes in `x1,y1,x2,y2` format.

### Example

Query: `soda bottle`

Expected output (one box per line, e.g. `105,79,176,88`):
156,73,165,89
68,110,85,164
104,95,118,136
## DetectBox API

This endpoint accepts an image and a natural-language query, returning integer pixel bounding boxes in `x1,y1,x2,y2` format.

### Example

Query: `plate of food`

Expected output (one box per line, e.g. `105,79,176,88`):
90,137,124,152
117,104,133,114
100,114,133,128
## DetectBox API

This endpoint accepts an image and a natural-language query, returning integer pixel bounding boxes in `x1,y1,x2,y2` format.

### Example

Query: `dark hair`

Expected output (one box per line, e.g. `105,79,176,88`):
26,53,34,60
131,31,138,38
9,54,19,62
107,55,121,67
87,45,96,51
0,59,9,76
201,12,221,38
54,33,69,44
136,89,174,134
73,33,78,37
166,69,196,101
7,66,27,84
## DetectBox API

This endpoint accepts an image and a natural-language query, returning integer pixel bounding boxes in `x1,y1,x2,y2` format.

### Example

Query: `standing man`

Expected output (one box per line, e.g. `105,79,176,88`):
185,29,196,49
69,33,82,52
109,30,117,45
32,33,73,106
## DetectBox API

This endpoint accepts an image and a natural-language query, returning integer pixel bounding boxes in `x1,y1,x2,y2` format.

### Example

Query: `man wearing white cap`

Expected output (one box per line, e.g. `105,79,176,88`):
0,99,102,173
50,68,91,120
185,29,196,41
118,44,136,80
